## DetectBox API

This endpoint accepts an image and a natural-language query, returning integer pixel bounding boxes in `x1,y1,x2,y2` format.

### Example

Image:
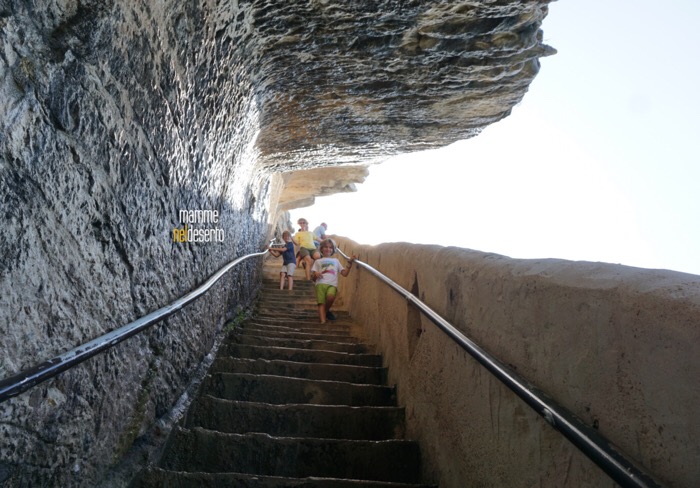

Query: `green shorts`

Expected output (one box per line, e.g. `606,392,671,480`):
315,283,337,304
299,247,317,258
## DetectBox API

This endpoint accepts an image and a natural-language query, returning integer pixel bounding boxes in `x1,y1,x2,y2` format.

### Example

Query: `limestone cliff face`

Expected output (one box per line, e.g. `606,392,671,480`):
0,0,552,485
259,0,556,210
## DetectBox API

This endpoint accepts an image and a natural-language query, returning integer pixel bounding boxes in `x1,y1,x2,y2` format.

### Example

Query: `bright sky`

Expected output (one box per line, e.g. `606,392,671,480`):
291,0,700,276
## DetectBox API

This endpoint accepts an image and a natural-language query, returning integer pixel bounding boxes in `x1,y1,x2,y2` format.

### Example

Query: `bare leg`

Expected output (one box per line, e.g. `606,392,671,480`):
279,272,285,290
304,256,313,280
325,294,336,315
317,303,326,324
287,275,294,290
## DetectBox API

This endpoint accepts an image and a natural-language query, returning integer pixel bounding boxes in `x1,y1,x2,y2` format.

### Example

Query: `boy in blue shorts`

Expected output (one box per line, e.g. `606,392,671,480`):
311,239,356,324
268,230,296,290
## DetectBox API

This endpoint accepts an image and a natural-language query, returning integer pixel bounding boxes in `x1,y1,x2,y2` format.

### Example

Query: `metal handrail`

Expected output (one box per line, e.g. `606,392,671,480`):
0,245,271,403
336,248,663,488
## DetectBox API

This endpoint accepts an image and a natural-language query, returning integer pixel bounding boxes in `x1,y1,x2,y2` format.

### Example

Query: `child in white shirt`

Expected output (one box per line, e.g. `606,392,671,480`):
311,239,355,324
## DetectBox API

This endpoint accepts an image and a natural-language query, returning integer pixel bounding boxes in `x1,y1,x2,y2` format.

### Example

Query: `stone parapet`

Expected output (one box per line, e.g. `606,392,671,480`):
334,236,700,488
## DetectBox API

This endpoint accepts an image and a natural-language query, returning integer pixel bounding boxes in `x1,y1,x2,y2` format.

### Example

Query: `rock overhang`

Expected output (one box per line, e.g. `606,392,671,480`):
250,1,556,213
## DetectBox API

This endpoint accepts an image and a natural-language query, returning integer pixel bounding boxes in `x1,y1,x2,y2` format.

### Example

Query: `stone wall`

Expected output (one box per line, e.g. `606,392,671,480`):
0,1,269,485
333,236,700,488
0,0,553,485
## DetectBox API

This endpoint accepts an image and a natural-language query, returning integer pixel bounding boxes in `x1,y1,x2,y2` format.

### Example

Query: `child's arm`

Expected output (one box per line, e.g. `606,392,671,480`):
340,255,356,277
268,247,282,257
311,261,320,281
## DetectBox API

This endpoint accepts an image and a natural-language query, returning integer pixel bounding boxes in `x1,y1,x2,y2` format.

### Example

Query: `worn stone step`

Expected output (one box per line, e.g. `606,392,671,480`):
261,281,311,288
250,317,355,330
257,300,314,306
260,284,314,292
247,316,352,334
160,427,423,484
134,466,437,487
259,291,316,299
252,312,330,324
260,291,315,299
230,333,369,354
210,357,386,384
255,310,320,320
260,290,315,297
258,301,312,309
257,305,319,315
263,279,315,288
186,396,405,439
220,344,383,367
202,373,396,406
259,293,316,303
258,299,318,313
245,319,353,335
242,322,355,340
255,305,344,314
256,302,310,308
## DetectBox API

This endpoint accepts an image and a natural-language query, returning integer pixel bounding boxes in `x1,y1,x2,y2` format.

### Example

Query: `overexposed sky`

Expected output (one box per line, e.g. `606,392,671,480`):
291,0,700,276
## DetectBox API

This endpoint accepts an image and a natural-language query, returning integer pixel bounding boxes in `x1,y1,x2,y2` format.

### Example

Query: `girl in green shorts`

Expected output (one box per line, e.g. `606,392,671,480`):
310,239,356,324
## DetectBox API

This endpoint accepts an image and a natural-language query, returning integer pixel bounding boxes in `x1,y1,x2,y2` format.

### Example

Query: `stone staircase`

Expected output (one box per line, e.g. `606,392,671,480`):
132,272,435,487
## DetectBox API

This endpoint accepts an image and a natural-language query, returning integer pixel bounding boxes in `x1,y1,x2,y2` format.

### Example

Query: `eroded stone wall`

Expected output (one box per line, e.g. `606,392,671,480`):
333,236,700,488
0,0,553,485
0,1,268,485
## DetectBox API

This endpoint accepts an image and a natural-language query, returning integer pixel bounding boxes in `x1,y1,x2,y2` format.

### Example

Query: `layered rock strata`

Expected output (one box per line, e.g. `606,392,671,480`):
0,0,553,485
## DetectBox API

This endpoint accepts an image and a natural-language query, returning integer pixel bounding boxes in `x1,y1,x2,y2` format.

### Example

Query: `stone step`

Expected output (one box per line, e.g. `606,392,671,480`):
256,297,342,307
258,295,315,301
263,277,315,286
202,372,396,406
239,318,353,336
255,306,349,316
262,281,315,288
219,344,383,367
160,427,423,484
245,319,351,331
258,296,316,304
256,303,317,311
242,322,355,340
230,333,369,354
259,293,316,303
210,357,386,384
245,318,353,333
251,311,330,323
254,313,352,324
255,304,315,311
260,288,316,297
186,396,405,440
134,466,437,487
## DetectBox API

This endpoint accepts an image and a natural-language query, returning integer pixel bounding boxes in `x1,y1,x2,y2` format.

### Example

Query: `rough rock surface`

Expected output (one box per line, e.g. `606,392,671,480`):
0,0,553,486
